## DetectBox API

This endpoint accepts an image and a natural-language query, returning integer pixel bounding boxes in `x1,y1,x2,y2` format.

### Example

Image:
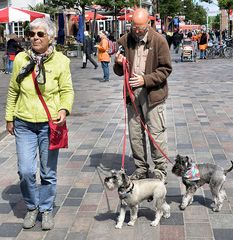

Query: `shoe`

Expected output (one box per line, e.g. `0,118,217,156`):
94,66,98,69
23,208,39,229
130,170,149,180
42,211,54,230
99,79,107,82
81,67,86,69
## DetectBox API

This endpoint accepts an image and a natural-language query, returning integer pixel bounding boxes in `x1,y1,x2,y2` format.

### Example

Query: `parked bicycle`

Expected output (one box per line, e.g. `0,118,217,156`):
206,41,233,59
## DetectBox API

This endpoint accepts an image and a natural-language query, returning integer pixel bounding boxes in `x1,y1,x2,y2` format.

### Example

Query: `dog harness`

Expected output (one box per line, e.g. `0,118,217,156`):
118,183,134,199
183,163,200,181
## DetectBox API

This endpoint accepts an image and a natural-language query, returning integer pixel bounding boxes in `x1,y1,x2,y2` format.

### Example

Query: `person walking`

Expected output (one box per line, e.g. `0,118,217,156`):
113,8,172,180
5,33,22,74
81,31,98,69
5,18,74,230
95,31,110,82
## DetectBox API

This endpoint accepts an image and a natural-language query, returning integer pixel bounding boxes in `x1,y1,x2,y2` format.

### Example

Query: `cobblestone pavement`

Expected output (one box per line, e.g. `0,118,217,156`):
0,54,233,240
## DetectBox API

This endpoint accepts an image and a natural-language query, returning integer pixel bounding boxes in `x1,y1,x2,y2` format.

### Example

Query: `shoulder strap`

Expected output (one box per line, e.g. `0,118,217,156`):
32,71,52,121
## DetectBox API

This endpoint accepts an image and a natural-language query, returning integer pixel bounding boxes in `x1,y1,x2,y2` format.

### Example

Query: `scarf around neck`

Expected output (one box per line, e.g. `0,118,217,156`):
183,163,201,181
16,45,54,84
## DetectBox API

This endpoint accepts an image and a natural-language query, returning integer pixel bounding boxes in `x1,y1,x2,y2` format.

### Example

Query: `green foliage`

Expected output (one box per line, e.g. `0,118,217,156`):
94,0,136,10
218,0,233,9
29,3,56,16
159,0,207,25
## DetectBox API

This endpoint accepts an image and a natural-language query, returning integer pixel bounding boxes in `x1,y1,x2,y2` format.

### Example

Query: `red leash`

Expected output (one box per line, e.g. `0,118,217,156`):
121,58,173,169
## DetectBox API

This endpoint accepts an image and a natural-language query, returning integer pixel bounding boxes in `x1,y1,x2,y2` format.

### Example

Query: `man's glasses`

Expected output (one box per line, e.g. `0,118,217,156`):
29,31,47,38
131,26,148,32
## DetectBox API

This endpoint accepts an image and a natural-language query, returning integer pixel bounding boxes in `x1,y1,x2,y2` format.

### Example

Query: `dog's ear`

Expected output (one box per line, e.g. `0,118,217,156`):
121,172,129,185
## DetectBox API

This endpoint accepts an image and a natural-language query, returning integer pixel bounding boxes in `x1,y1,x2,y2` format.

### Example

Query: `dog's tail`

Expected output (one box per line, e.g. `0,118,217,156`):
224,161,233,175
150,169,166,183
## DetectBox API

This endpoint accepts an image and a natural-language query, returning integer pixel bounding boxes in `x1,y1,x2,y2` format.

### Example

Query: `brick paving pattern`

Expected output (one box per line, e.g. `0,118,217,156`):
0,54,233,240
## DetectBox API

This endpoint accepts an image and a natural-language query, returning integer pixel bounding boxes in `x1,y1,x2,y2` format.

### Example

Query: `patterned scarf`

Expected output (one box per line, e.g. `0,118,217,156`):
183,163,201,181
16,45,54,84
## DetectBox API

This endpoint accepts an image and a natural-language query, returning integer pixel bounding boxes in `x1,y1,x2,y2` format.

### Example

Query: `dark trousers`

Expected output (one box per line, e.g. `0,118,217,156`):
83,53,98,68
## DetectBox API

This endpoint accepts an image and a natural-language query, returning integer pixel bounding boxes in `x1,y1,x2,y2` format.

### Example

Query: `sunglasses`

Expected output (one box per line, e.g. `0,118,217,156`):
29,31,47,38
131,26,148,32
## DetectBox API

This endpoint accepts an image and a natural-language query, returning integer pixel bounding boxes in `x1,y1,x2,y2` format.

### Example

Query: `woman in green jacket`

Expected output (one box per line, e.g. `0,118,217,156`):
5,18,74,230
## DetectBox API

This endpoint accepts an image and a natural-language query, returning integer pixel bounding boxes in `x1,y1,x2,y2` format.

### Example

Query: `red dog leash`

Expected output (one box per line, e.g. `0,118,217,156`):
121,57,173,169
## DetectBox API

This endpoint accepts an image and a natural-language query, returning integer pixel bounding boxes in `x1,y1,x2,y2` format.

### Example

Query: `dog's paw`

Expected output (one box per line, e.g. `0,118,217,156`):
212,207,220,212
163,212,170,219
179,204,186,210
150,220,159,227
127,221,135,226
115,223,123,229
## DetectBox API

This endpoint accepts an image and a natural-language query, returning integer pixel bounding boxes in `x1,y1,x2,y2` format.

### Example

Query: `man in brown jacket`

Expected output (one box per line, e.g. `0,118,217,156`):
114,8,172,180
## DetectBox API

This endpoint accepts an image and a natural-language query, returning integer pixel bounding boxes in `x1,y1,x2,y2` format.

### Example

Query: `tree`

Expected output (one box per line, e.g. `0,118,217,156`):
218,0,233,36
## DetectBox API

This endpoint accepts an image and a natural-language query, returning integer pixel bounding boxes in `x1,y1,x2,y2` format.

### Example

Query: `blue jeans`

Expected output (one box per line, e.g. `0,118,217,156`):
6,56,13,73
101,61,109,80
200,50,206,59
14,118,59,212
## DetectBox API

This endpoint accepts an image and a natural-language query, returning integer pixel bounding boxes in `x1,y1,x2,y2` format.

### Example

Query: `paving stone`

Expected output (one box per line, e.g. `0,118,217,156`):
213,229,233,240
160,225,185,240
63,198,82,207
87,184,104,193
0,223,22,237
66,232,88,240
185,223,213,238
44,228,68,240
68,188,86,198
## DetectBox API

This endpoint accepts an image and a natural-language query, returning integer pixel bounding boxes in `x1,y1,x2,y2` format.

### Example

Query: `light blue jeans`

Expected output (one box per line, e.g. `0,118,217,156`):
14,118,59,212
6,56,13,73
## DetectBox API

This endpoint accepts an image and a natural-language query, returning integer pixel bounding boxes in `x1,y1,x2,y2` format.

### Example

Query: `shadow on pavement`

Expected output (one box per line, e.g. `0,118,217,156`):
1,183,26,219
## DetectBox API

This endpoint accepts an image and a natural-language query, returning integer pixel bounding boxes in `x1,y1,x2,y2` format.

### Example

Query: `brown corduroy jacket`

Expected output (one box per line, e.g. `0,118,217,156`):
113,27,172,107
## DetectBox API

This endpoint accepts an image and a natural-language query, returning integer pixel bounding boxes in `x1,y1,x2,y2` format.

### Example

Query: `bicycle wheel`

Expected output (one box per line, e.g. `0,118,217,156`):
224,47,233,58
206,48,215,59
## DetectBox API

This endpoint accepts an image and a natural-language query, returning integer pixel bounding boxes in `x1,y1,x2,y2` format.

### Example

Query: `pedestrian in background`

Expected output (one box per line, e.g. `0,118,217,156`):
5,18,74,231
95,30,110,82
5,33,22,74
114,8,172,180
81,31,98,69
199,30,208,59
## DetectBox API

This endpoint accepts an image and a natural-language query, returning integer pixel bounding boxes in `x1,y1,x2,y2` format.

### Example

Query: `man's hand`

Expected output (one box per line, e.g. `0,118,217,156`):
114,51,124,65
54,109,67,126
129,73,145,88
6,121,14,135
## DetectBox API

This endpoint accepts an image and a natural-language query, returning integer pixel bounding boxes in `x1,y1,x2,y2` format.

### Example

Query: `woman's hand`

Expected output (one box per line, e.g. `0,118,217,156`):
6,121,14,135
54,109,67,126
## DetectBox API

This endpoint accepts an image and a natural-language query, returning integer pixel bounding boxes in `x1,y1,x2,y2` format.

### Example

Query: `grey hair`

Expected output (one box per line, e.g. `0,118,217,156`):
30,18,56,39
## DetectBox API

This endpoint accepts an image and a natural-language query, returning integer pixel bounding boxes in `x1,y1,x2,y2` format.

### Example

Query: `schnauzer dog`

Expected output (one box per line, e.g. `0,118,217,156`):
172,154,233,212
104,169,170,229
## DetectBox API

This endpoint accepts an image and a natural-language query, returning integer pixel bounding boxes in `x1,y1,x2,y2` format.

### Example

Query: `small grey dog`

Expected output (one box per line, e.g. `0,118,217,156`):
104,169,170,229
172,154,233,212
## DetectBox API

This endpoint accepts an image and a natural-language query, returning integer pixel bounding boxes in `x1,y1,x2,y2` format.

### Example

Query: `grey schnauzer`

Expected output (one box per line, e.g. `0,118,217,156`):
104,169,170,229
172,154,233,212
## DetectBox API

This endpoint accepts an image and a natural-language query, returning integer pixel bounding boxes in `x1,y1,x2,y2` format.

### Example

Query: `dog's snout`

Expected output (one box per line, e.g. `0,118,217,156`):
104,177,110,182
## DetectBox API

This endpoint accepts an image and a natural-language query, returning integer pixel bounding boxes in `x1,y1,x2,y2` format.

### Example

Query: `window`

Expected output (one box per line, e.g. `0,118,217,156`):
13,22,24,37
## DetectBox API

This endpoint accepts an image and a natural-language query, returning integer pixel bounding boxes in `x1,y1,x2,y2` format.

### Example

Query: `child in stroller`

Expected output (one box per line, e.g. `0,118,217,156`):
180,38,196,62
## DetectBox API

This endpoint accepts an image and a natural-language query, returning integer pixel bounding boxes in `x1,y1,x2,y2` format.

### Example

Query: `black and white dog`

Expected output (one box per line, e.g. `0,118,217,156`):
172,154,233,212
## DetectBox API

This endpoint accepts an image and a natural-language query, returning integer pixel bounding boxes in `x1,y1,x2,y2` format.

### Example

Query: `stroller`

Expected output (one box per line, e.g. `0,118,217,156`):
180,38,196,62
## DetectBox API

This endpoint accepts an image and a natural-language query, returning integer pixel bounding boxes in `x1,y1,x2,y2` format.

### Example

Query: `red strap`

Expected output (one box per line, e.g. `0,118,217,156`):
122,58,173,165
32,71,52,122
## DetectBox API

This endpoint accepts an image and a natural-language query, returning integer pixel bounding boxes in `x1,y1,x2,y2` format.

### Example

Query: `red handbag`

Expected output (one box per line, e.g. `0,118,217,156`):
32,71,68,150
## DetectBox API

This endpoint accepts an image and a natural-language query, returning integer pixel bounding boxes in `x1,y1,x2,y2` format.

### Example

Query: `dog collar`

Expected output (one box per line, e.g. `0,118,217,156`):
183,163,200,181
118,183,134,199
